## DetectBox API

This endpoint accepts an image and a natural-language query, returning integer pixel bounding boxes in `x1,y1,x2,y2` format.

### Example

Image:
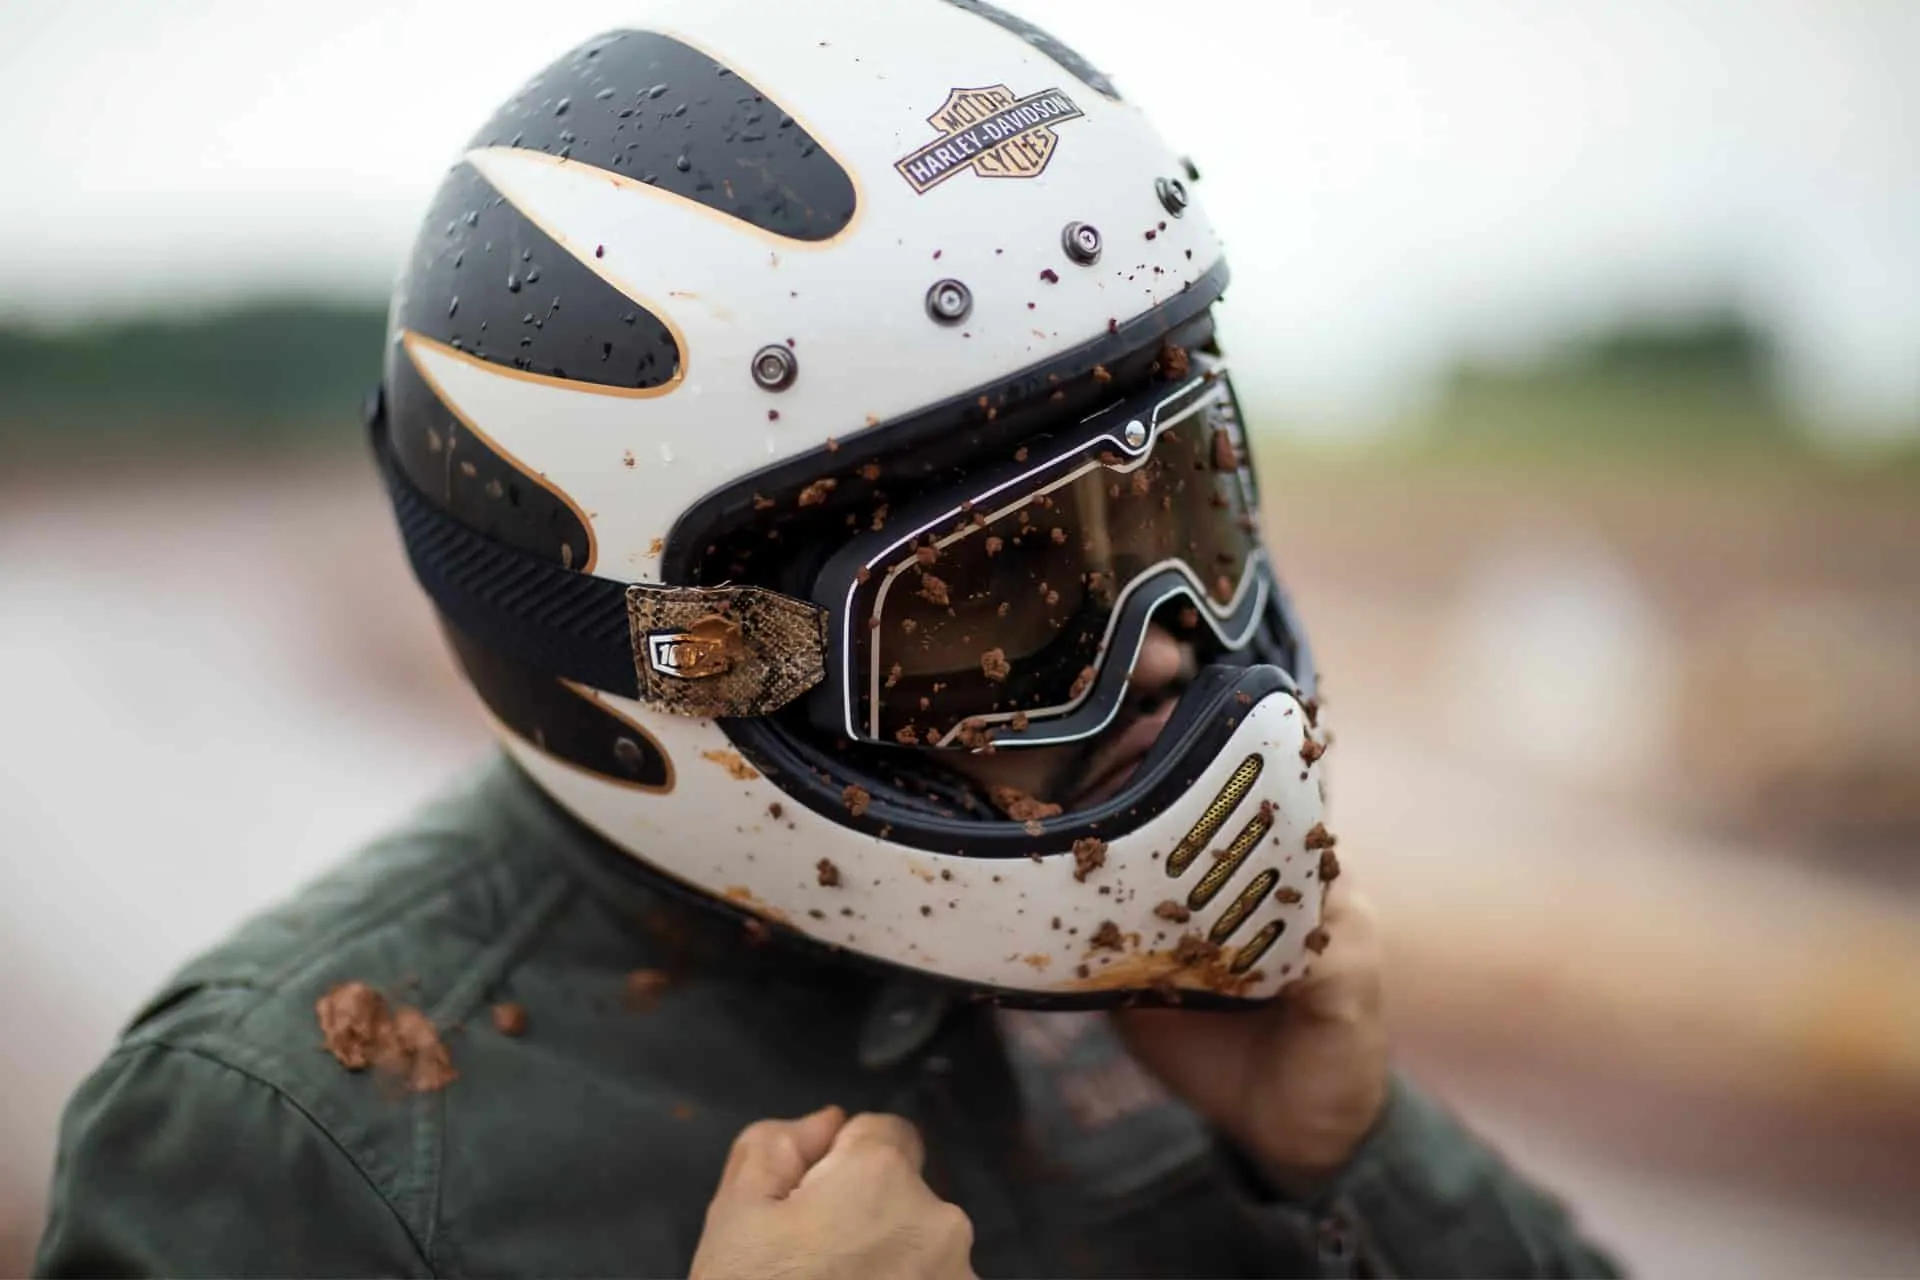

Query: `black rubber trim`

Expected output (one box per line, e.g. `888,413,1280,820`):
724,662,1298,855
370,394,640,698
661,258,1229,585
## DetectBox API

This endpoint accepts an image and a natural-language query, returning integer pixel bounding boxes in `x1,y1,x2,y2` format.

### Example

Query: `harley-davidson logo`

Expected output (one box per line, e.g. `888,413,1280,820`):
895,85,1084,194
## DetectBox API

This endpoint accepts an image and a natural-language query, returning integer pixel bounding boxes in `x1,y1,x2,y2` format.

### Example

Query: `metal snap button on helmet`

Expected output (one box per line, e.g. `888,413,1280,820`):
1061,221,1103,265
751,344,797,391
925,278,972,324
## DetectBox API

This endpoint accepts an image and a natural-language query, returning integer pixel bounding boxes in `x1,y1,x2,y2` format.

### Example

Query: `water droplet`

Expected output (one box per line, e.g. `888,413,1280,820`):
448,296,459,317
526,268,541,284
675,154,691,172
554,97,571,116
464,211,479,227
671,103,687,118
594,87,616,100
507,273,521,293
647,83,669,99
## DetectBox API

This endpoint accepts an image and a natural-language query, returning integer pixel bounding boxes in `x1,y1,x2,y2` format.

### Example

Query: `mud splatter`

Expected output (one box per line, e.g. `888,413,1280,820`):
991,786,1061,823
315,981,457,1093
1072,837,1108,882
700,749,760,780
625,968,672,1011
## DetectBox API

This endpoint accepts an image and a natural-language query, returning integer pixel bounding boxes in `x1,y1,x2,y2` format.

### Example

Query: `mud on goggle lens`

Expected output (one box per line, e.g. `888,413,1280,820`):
807,364,1272,750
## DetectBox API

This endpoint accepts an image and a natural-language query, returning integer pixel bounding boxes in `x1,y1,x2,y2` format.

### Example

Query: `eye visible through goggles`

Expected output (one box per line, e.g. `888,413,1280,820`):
809,362,1273,750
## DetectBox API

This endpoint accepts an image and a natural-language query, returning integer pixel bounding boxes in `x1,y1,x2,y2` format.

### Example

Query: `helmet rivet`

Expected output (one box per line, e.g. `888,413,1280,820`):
1061,221,1102,265
751,344,797,391
1155,175,1189,217
1123,419,1148,449
926,278,973,324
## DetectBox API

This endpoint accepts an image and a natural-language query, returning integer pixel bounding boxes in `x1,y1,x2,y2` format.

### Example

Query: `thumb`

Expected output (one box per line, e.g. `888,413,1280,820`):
714,1105,847,1202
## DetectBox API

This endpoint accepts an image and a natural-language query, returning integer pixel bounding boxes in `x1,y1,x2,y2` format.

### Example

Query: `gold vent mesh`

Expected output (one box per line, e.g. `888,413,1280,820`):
1188,809,1274,909
1165,754,1263,876
1210,868,1280,943
1230,918,1286,974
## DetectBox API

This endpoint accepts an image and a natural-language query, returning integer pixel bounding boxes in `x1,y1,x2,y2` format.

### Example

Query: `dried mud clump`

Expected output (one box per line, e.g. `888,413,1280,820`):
1153,900,1192,923
1089,920,1125,951
1211,427,1238,471
841,784,872,818
954,718,996,751
491,1002,528,1037
1071,837,1108,882
1274,885,1304,905
979,648,1011,682
797,478,837,508
991,786,1062,824
1172,934,1222,968
1299,738,1326,765
816,857,842,888
1317,849,1342,884
1069,666,1097,701
625,968,672,1011
1304,926,1331,954
918,574,950,606
1160,343,1191,380
1303,822,1337,851
315,981,457,1093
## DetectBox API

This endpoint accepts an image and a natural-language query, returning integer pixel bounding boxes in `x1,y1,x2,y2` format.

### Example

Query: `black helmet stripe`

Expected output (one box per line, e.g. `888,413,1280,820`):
469,29,858,243
386,345,595,572
443,619,673,793
391,161,683,395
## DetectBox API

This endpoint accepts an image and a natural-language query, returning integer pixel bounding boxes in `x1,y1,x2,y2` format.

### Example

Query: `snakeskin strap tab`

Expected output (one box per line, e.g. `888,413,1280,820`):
626,585,828,717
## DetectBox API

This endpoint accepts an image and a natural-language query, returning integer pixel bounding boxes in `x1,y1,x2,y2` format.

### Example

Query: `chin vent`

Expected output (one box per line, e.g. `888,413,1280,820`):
1210,868,1279,942
1229,918,1286,973
1166,753,1262,875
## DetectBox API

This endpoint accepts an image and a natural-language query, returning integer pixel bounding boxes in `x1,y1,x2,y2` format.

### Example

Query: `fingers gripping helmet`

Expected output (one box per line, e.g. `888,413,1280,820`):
374,0,1327,1007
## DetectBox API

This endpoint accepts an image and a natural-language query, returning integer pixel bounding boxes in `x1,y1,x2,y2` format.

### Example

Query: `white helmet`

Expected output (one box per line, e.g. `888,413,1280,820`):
373,0,1330,1006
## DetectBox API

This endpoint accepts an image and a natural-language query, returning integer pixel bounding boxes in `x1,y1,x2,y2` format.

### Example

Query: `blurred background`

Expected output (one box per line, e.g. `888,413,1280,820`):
3,1,1917,1273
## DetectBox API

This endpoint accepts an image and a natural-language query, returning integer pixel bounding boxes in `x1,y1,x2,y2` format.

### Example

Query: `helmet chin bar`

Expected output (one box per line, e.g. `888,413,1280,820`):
529,660,1330,1008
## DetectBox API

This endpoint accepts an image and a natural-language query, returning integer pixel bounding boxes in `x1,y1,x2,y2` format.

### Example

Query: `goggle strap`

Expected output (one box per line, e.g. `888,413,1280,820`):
628,585,827,717
372,391,826,715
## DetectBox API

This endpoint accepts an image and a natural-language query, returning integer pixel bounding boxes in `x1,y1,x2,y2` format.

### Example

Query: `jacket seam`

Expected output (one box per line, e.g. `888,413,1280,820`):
134,1040,439,1277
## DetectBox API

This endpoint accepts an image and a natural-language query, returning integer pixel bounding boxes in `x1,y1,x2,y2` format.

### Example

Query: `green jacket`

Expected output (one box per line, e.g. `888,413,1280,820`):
37,754,1619,1278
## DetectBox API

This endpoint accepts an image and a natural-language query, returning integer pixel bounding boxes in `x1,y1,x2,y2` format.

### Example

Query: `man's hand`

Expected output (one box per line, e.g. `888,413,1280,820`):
1114,876,1390,1188
690,1107,977,1280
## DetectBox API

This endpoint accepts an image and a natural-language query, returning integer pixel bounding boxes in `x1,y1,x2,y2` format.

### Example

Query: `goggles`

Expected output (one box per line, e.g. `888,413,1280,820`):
808,361,1271,750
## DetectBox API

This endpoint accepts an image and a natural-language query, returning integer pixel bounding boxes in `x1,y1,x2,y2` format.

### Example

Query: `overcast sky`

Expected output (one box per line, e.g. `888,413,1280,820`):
2,0,1916,433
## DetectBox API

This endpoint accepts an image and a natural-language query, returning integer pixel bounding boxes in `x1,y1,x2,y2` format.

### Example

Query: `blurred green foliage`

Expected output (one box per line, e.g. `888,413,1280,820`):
0,302,386,450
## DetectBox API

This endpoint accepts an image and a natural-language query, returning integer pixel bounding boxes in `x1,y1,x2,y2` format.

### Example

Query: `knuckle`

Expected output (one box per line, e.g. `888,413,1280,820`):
931,1202,975,1250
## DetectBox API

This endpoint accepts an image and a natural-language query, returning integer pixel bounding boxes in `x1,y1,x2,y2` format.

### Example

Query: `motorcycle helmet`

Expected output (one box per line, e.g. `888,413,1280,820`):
372,0,1329,1007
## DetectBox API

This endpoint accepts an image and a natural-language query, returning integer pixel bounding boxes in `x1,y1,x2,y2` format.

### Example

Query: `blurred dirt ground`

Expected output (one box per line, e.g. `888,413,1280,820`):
2,445,1916,1274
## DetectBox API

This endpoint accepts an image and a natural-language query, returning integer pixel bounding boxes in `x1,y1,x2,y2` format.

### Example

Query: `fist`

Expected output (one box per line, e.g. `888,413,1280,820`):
691,1107,977,1280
